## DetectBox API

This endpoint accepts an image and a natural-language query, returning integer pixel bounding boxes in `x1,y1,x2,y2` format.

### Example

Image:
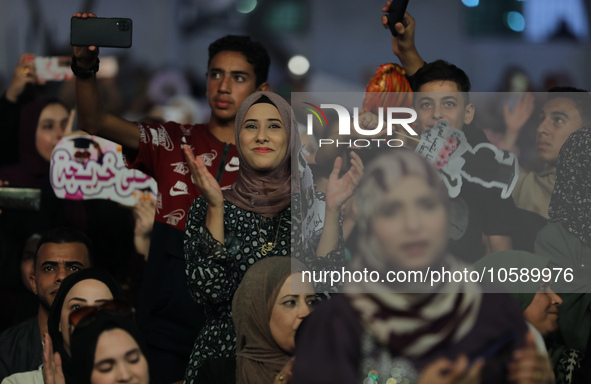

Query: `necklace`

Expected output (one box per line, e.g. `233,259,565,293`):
254,212,283,256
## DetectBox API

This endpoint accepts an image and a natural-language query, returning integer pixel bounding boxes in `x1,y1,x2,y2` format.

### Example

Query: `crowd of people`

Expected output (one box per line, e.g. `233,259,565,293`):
1,2,591,384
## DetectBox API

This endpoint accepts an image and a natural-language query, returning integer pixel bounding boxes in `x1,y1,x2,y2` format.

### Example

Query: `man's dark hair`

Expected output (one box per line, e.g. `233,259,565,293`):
208,35,270,88
547,86,591,126
35,227,94,267
412,60,471,103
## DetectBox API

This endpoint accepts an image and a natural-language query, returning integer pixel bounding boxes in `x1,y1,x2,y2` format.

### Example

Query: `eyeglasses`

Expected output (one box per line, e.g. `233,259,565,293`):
68,300,135,332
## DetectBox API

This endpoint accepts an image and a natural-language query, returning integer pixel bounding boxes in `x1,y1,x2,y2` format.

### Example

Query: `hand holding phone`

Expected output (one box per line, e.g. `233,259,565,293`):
70,16,132,48
385,0,410,37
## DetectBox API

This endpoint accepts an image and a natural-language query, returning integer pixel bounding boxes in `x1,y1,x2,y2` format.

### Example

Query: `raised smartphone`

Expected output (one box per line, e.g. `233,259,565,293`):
70,17,133,48
387,0,410,37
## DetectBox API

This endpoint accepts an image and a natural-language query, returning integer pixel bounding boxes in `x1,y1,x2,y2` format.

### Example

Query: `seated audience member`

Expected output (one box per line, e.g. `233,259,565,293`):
17,234,42,318
474,251,575,382
535,121,591,382
2,268,124,384
511,88,591,219
0,228,92,382
380,2,517,262
508,88,591,252
184,91,357,380
197,257,315,383
67,305,150,384
0,96,69,214
291,151,549,384
0,233,41,333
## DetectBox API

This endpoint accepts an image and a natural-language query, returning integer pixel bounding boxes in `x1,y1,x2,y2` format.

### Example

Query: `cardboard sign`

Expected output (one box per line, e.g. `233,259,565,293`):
50,134,157,206
415,121,519,199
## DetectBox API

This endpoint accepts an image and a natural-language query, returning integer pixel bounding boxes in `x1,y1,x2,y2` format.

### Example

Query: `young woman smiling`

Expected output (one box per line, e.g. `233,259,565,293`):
182,91,361,381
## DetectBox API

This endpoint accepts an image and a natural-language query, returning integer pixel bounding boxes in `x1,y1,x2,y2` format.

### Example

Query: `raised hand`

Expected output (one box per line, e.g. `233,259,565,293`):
42,333,66,384
71,12,99,68
6,53,40,102
504,93,535,135
183,145,223,208
355,112,388,140
380,1,424,76
326,151,364,211
507,331,554,384
183,145,225,244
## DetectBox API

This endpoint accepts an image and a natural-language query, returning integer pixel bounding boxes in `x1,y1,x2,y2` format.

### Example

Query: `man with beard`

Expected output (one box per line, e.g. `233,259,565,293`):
0,227,92,381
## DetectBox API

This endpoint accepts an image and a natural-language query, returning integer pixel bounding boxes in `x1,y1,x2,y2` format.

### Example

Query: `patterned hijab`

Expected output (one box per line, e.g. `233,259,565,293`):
223,91,300,218
346,151,481,358
0,99,67,187
549,124,591,245
233,256,307,384
47,268,124,384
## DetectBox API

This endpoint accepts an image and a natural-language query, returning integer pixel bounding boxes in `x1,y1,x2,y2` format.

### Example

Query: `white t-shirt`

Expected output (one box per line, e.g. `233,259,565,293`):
1,370,43,384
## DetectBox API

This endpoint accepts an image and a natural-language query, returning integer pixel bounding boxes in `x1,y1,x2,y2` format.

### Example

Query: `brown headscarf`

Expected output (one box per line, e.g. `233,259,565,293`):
223,91,300,218
232,256,307,384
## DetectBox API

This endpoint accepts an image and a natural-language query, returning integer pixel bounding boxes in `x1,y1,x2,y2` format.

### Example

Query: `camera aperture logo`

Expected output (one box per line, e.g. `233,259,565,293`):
303,102,419,148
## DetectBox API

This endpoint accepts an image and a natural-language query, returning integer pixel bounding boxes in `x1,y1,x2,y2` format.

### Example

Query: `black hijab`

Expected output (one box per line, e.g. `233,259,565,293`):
0,98,68,188
71,312,149,384
47,268,124,384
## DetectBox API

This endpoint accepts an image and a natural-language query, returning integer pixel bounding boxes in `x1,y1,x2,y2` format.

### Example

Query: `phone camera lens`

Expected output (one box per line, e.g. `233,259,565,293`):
118,20,130,31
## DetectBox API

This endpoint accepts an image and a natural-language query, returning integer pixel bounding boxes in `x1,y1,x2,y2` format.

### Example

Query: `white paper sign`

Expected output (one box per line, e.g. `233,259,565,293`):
415,121,519,199
50,134,157,206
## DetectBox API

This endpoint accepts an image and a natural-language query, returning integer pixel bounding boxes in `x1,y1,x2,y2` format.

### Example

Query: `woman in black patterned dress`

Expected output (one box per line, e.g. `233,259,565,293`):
182,91,362,382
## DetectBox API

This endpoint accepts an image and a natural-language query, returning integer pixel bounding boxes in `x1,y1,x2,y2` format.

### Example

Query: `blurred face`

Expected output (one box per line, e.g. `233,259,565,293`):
35,103,68,161
269,274,316,354
91,329,149,384
20,235,40,292
536,97,583,165
59,279,114,355
414,81,474,134
239,103,288,171
30,242,90,311
206,51,268,124
371,175,448,270
523,283,562,337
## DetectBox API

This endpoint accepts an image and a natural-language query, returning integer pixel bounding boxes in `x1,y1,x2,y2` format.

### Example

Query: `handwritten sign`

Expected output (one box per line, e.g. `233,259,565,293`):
415,121,519,199
51,134,157,206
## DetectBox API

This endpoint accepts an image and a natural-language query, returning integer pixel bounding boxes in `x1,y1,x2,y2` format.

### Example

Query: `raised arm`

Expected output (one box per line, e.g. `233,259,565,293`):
72,12,140,150
381,1,425,76
183,145,224,244
316,152,363,257
5,53,38,103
